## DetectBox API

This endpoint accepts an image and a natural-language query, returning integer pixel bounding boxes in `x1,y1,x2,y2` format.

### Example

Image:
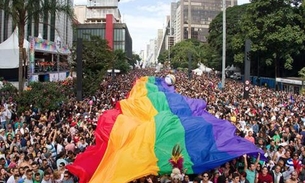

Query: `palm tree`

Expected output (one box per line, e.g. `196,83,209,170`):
0,0,74,91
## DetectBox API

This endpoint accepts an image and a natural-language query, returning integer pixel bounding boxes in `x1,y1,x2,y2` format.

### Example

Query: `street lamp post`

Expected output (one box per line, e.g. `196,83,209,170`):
221,0,226,89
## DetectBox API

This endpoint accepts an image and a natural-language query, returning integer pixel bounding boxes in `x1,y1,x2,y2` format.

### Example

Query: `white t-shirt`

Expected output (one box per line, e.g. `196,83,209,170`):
6,175,17,183
0,110,7,122
6,109,11,121
239,120,246,131
57,143,64,155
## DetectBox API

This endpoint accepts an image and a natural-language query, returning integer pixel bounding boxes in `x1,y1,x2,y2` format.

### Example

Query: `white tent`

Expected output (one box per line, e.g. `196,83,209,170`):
107,69,120,73
192,63,213,76
198,64,213,73
226,65,241,72
0,28,29,69
192,68,203,76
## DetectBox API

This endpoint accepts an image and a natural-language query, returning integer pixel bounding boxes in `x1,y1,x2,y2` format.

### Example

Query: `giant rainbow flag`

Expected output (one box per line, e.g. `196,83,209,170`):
67,76,264,183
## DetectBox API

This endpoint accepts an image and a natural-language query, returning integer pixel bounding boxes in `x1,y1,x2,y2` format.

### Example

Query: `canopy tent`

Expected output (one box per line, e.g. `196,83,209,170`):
198,64,212,73
226,65,241,72
107,69,120,73
192,68,203,76
0,28,29,69
192,63,212,75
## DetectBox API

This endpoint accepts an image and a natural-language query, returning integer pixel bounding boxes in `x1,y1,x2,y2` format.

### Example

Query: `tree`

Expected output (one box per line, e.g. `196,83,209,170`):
158,50,170,64
72,36,114,96
16,81,72,113
208,4,249,68
240,0,305,78
170,39,198,69
197,43,221,71
129,53,141,68
0,0,74,91
113,49,130,74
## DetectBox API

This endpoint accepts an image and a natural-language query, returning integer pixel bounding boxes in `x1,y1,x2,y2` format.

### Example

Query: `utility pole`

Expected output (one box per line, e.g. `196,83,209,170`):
221,0,226,89
76,38,83,101
188,0,191,39
188,51,192,79
188,0,192,79
244,39,252,99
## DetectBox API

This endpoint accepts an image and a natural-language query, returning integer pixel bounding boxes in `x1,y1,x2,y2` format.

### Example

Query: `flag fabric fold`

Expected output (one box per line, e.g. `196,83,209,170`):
67,76,264,183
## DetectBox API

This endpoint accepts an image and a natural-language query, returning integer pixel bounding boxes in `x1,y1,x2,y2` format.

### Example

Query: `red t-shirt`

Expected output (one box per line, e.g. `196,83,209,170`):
258,173,273,183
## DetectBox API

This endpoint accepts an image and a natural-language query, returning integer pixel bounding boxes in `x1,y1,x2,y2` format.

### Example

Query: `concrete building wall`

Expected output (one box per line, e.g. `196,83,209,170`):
170,2,177,36
74,5,87,24
175,3,182,44
157,29,163,53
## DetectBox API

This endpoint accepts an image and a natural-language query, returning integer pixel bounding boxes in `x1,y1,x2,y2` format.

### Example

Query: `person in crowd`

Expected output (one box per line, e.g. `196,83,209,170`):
271,165,284,183
2,69,305,182
62,170,75,183
240,172,249,183
285,171,298,183
257,166,273,183
202,172,212,183
23,169,34,183
244,154,261,183
231,173,240,183
41,171,52,183
6,167,20,183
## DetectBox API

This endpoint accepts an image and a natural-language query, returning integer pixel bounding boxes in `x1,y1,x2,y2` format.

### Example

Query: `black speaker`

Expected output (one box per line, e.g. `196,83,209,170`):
76,38,83,101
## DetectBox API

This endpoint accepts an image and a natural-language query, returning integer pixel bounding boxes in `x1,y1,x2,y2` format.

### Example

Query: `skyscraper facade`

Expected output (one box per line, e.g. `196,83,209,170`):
74,0,133,58
174,0,237,43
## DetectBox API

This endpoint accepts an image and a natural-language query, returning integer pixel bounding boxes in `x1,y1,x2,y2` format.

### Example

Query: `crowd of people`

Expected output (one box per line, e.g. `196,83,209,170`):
0,68,305,183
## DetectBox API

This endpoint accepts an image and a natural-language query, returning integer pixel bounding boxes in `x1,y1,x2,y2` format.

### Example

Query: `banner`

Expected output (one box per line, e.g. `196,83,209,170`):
49,73,59,82
28,37,35,82
59,72,67,81
31,75,39,82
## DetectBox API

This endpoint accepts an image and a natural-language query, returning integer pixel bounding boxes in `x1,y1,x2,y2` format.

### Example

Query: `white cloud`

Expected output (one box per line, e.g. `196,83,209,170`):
126,2,170,53
136,2,171,16
123,14,166,53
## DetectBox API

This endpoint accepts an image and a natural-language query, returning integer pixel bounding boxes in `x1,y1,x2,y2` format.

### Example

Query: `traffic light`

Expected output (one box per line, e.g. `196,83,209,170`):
246,52,251,61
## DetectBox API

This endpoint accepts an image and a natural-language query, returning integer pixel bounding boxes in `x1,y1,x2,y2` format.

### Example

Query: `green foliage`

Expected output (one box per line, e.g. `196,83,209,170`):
169,40,201,69
298,67,305,78
0,82,18,102
16,82,72,113
129,53,141,68
158,50,170,64
72,36,113,96
114,49,131,74
209,4,248,68
240,0,305,76
208,1,305,77
72,36,133,96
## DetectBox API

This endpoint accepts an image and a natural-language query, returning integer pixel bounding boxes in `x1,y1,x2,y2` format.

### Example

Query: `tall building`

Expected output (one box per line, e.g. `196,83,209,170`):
157,29,163,52
74,0,133,58
145,39,158,67
0,0,74,47
170,2,178,36
86,0,121,23
174,0,237,43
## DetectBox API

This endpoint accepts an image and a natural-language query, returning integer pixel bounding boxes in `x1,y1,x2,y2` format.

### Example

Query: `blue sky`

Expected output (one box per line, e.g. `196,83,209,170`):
74,0,250,54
